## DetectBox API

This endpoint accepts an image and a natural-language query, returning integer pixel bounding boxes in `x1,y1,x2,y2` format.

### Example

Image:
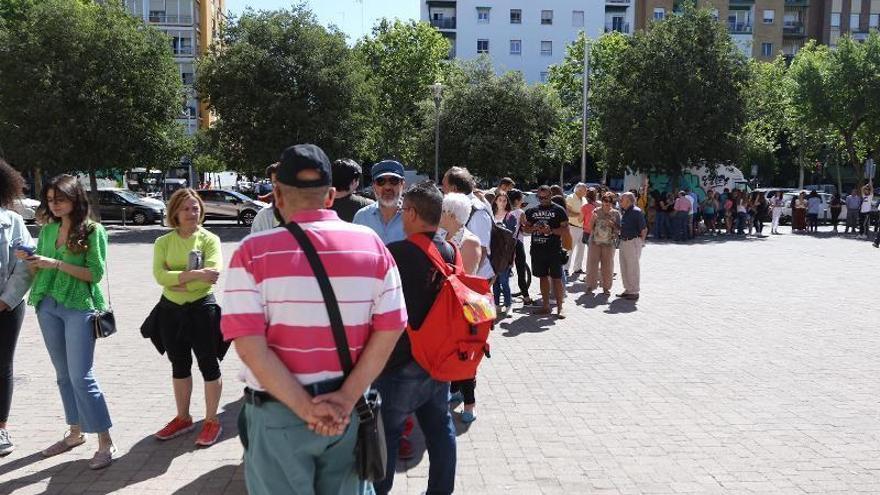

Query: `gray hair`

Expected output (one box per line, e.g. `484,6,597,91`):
442,192,472,226
575,183,587,192
621,192,636,203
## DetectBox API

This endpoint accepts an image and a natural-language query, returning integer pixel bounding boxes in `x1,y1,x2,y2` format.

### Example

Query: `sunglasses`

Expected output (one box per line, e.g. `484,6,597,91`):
374,177,401,187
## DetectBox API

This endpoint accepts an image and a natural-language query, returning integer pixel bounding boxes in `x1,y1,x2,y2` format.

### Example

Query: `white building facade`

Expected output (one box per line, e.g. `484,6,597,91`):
421,1,633,84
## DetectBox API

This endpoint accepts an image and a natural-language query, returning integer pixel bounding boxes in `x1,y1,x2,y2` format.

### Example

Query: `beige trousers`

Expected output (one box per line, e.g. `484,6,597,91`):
618,238,643,294
586,243,614,291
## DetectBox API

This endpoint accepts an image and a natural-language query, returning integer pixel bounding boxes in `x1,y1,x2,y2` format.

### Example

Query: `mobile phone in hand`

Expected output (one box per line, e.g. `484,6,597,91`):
13,240,35,256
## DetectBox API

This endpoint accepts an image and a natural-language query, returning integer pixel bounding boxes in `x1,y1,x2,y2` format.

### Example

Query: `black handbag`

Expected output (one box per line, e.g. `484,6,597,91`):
284,221,387,482
88,252,116,339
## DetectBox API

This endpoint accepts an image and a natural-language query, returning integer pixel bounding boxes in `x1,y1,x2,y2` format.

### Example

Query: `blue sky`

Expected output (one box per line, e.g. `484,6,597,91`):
225,0,419,42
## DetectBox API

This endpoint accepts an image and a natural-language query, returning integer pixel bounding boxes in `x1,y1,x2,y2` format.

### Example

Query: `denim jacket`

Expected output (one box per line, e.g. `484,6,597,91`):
0,208,34,308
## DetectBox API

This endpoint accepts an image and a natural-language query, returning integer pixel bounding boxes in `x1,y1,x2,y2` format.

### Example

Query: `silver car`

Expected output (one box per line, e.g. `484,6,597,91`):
195,189,268,226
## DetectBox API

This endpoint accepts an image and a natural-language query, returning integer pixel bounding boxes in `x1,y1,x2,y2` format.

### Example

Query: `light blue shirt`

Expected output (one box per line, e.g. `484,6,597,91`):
352,202,405,245
0,208,34,308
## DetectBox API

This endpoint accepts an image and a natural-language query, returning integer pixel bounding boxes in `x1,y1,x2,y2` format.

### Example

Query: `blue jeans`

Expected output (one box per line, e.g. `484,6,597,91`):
36,296,112,433
655,212,669,239
674,212,689,241
374,361,456,495
493,268,511,306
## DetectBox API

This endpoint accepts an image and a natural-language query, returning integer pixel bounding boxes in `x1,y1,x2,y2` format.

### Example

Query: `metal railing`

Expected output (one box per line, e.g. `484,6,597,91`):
430,17,456,29
728,22,753,33
783,22,805,35
606,0,631,4
604,22,630,33
148,14,194,25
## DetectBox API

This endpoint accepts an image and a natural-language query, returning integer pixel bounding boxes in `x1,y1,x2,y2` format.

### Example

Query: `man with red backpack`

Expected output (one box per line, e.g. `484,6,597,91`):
375,181,465,495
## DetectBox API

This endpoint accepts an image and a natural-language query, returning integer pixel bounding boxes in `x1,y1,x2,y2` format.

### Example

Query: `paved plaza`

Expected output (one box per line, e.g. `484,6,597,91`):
1,224,879,494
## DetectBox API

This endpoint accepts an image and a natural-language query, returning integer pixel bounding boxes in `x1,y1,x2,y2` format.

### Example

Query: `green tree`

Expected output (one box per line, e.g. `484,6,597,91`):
547,32,631,177
196,5,375,173
0,0,185,192
739,58,790,180
789,35,880,186
418,59,562,181
355,19,450,165
590,7,749,178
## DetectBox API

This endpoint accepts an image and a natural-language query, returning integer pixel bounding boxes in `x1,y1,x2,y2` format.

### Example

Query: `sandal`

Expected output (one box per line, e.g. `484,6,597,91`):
88,445,117,470
41,434,86,458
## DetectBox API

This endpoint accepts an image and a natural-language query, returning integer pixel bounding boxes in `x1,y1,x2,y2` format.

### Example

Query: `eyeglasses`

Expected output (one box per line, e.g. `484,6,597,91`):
374,177,401,187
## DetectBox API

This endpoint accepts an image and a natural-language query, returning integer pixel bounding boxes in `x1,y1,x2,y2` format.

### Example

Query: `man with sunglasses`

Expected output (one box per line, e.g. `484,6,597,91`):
521,185,569,318
353,160,407,245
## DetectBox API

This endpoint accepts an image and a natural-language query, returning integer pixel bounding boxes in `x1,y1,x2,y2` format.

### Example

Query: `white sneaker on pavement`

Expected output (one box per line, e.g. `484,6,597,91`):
0,428,15,456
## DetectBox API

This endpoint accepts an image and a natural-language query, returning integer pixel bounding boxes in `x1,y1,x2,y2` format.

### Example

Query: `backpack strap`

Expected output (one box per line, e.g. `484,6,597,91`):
407,233,461,277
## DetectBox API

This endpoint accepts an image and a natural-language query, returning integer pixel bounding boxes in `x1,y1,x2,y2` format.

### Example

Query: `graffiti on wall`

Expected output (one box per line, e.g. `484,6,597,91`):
637,165,745,202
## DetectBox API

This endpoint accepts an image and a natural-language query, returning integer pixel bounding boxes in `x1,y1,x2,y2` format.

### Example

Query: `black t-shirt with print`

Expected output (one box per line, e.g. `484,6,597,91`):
524,203,568,252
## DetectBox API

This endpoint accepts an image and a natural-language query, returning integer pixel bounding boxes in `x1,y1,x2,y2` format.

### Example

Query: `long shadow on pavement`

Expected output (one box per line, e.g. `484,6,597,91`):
172,463,245,495
498,313,555,338
0,399,242,495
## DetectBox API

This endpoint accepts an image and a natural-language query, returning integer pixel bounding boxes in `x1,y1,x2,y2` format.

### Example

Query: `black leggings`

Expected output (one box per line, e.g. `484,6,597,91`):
157,300,222,381
0,302,25,423
450,378,476,406
514,240,531,298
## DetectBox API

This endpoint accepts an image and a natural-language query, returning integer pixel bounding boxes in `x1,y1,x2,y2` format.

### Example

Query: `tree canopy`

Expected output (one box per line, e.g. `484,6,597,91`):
0,0,185,186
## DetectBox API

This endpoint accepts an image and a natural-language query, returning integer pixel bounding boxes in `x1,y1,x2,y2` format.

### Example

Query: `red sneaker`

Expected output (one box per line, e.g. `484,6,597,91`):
195,419,223,447
155,416,194,440
398,437,414,460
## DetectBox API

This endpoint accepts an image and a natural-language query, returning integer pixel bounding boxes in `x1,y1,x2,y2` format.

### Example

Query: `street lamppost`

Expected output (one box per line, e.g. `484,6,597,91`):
581,33,592,184
431,82,444,183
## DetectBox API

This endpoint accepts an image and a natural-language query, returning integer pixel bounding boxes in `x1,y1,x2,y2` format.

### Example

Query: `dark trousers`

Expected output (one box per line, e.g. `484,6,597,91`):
374,362,456,495
514,239,531,298
450,379,476,406
860,212,869,235
0,302,25,423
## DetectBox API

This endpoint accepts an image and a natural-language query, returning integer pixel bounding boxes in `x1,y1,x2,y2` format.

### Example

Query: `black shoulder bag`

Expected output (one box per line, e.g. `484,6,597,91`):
88,235,116,339
284,221,387,482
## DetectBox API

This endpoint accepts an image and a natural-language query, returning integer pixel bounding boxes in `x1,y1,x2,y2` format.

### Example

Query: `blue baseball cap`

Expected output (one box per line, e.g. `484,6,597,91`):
370,160,405,181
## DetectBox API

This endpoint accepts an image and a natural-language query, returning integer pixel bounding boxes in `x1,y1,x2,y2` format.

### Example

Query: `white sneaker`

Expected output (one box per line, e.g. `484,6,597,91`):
0,428,14,456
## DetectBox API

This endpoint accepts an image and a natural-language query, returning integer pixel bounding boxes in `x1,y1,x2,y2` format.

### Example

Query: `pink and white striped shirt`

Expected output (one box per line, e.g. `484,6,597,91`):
221,209,407,390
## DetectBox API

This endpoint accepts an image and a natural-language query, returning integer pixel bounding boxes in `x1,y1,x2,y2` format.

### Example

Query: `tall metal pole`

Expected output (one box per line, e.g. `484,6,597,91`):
434,98,441,183
581,33,590,183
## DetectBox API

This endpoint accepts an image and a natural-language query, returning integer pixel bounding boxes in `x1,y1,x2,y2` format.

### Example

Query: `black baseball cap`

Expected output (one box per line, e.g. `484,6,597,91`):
276,144,332,188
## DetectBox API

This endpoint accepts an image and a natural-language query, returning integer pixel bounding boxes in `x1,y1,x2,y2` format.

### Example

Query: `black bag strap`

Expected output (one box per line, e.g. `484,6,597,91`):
284,221,353,375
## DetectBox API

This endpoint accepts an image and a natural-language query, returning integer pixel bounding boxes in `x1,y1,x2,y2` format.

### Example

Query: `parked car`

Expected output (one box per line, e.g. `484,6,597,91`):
780,192,848,224
11,197,39,224
96,188,165,225
754,187,797,201
195,189,268,226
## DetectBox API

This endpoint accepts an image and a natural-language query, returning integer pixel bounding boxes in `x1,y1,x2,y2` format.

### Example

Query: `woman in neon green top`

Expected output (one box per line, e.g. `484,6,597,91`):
145,188,227,447
17,175,115,469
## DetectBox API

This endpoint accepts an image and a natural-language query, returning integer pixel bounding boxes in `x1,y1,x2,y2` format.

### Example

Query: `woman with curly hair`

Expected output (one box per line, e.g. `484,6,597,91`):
15,174,115,469
0,159,34,456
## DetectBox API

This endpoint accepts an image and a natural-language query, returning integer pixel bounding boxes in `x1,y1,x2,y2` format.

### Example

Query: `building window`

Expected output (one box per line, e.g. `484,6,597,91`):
510,39,522,55
477,7,490,23
711,9,719,21
540,72,549,83
541,40,552,56
762,42,773,57
831,13,840,28
541,10,553,25
573,10,584,27
850,13,861,30
510,9,521,24
763,10,775,24
653,8,666,20
871,14,880,28
477,39,489,54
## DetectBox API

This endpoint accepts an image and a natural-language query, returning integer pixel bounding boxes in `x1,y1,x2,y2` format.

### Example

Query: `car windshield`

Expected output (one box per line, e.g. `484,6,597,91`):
225,190,254,202
114,190,145,203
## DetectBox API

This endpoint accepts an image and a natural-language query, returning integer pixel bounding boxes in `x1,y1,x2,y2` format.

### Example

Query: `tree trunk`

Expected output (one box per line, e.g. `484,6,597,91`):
33,167,43,198
88,167,101,221
835,154,843,196
845,134,862,189
797,148,804,189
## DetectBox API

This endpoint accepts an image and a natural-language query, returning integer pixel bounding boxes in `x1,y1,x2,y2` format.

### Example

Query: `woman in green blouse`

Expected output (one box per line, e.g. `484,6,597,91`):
16,175,115,469
145,188,227,447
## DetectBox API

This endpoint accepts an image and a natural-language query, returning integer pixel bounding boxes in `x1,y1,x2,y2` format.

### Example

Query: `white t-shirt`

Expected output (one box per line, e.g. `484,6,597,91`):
861,194,874,213
251,205,280,234
685,194,696,214
466,194,494,279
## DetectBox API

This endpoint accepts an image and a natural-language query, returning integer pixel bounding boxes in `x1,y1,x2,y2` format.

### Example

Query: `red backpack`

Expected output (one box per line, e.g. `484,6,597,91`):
405,234,495,382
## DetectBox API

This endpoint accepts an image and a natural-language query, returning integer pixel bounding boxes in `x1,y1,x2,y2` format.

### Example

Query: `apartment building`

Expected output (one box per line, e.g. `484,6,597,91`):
823,0,880,47
123,0,224,134
421,1,636,83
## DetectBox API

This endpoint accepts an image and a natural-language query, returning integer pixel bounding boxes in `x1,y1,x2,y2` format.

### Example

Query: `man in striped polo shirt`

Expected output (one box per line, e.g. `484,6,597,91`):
221,144,407,495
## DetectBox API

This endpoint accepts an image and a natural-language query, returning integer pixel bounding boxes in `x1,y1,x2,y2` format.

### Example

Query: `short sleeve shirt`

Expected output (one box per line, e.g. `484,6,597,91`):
524,203,568,252
221,209,407,389
620,206,647,239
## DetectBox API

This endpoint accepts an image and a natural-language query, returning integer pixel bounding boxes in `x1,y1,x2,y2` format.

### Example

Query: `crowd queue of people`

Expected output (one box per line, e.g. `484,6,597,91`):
0,147,646,494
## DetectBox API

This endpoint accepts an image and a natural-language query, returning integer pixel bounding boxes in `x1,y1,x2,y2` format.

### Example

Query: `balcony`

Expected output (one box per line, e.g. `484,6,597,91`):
783,21,805,36
430,17,456,30
728,22,753,34
606,0,631,4
605,22,630,33
148,13,194,25
784,0,809,5
172,46,195,56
